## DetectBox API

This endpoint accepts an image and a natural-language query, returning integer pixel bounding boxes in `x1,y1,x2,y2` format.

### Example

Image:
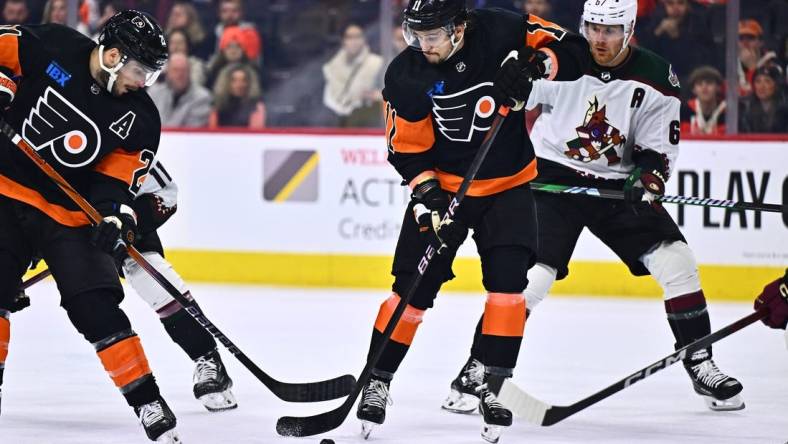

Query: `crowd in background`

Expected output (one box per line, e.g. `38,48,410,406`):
2,0,787,134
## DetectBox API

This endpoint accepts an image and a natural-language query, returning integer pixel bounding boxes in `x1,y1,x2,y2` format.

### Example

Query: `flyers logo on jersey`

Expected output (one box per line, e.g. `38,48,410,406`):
432,82,497,142
22,87,102,168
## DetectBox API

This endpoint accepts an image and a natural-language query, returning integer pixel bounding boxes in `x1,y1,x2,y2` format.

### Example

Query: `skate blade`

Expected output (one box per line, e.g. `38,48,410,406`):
442,389,480,414
703,394,745,411
360,420,377,440
199,389,238,412
155,429,182,444
481,424,503,444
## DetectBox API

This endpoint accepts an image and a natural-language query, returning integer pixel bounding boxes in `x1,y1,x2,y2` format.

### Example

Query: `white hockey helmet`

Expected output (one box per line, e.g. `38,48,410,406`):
580,0,638,49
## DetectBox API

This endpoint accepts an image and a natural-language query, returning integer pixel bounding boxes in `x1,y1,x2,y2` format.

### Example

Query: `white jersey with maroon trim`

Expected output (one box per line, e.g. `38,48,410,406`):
527,46,681,181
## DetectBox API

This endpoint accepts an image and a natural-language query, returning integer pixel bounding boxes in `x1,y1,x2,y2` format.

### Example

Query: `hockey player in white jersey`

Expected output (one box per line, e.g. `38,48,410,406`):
122,160,237,412
443,0,745,414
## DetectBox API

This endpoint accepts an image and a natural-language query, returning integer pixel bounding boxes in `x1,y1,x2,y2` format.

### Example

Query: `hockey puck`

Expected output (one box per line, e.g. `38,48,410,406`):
319,440,335,444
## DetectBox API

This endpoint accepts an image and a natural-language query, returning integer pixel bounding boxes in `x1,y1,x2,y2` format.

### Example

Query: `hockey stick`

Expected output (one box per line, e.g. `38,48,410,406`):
489,307,768,426
0,121,355,403
21,268,52,290
531,182,784,213
276,106,512,437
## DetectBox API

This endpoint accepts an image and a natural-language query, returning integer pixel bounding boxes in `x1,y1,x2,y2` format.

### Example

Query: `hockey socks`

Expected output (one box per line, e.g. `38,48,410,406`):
664,290,711,351
480,293,526,369
367,293,425,374
160,301,217,361
94,330,160,407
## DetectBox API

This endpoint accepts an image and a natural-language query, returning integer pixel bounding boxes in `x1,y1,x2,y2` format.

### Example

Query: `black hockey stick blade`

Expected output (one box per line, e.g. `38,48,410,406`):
493,308,767,426
276,106,511,437
0,120,354,403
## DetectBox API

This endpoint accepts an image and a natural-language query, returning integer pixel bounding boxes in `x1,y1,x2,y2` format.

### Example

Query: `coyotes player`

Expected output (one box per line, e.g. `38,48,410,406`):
444,0,744,416
121,159,237,412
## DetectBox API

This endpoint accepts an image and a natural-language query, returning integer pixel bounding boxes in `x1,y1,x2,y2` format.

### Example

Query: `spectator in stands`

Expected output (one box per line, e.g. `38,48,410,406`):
165,1,211,60
213,0,260,54
2,0,29,24
739,64,788,133
522,0,552,20
209,63,265,129
322,23,383,128
205,25,261,89
41,0,66,25
640,0,718,83
738,19,778,96
167,28,206,86
681,66,726,135
148,53,212,127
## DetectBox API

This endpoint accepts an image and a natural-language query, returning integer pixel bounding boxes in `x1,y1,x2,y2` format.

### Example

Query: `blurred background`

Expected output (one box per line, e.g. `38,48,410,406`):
4,0,787,135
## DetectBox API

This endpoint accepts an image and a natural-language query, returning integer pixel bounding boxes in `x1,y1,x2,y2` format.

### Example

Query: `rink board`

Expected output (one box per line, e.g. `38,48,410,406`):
152,130,787,300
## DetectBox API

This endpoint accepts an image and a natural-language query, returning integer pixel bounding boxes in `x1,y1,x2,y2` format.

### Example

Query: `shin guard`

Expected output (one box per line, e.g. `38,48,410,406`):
94,330,159,406
368,293,425,374
480,293,526,369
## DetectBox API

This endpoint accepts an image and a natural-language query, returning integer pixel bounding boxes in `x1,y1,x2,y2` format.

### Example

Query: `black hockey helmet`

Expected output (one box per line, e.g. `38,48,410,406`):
98,10,168,71
403,0,467,31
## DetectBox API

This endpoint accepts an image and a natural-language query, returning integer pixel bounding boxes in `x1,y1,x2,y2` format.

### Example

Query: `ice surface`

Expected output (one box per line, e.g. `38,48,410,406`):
2,282,786,443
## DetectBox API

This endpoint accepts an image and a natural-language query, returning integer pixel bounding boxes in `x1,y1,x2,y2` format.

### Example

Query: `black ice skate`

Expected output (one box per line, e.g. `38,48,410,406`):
477,376,512,444
134,397,180,443
683,350,744,411
356,374,392,440
442,356,484,413
193,349,237,412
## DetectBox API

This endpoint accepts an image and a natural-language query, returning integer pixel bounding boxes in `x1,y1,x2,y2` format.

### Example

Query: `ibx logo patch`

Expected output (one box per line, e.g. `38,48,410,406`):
22,86,102,168
46,61,71,87
431,82,497,142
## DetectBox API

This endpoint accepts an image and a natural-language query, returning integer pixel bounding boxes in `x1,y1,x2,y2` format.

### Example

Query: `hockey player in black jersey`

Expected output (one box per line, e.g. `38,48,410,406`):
444,0,744,417
356,1,590,442
120,160,237,412
0,11,181,443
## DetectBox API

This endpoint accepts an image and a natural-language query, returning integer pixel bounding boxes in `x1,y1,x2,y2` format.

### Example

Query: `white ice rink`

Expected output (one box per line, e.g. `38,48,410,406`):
1,281,786,444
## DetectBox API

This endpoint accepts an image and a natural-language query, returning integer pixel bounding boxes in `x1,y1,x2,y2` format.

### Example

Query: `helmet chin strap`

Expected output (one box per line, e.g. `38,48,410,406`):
98,45,125,93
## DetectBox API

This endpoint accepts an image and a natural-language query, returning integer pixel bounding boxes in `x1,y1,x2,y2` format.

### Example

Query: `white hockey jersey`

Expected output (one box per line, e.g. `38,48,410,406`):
527,46,682,181
137,159,177,210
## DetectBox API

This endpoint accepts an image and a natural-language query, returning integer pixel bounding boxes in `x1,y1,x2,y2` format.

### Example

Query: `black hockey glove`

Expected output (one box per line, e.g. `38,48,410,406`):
0,69,16,112
493,47,547,109
7,287,30,313
410,178,467,254
414,203,468,255
411,178,450,216
91,203,138,264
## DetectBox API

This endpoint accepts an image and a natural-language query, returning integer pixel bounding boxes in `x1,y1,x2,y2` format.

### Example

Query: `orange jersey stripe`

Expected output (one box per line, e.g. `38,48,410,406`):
93,148,149,187
0,317,9,363
0,174,90,226
525,15,565,49
96,335,152,389
0,31,22,76
436,158,537,197
373,293,425,346
482,292,526,337
385,102,435,154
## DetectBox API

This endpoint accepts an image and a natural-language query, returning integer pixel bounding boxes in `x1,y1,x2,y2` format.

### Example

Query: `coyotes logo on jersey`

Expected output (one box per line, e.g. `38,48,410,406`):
432,82,498,142
564,97,625,166
22,86,102,168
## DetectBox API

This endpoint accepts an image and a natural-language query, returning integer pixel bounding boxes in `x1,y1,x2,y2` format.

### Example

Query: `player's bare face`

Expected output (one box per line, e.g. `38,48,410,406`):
584,23,626,66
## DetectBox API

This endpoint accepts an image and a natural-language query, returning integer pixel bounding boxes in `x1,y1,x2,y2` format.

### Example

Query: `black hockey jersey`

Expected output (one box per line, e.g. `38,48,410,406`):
0,24,159,227
383,9,590,196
